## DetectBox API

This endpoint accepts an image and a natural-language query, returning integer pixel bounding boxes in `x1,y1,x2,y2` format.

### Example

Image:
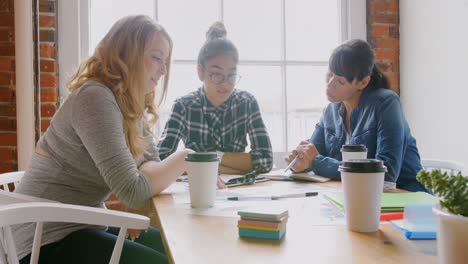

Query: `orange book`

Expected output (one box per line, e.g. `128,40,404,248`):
238,219,288,230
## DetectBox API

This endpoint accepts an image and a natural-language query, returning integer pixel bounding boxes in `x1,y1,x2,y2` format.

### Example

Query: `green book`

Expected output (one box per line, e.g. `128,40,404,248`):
324,192,439,212
239,227,286,240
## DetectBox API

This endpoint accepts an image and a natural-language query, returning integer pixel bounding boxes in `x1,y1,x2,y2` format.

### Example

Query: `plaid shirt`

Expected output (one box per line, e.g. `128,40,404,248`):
158,87,273,173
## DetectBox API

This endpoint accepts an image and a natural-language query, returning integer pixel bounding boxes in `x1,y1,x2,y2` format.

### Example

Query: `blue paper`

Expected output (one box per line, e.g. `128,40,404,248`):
390,203,437,240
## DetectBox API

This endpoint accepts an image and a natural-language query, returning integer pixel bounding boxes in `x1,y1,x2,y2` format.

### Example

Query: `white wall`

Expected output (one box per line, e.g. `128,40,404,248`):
400,0,468,173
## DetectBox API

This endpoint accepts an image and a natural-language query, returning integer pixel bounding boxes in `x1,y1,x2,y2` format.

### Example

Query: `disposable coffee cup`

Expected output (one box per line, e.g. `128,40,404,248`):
341,144,368,161
338,159,387,232
185,152,219,208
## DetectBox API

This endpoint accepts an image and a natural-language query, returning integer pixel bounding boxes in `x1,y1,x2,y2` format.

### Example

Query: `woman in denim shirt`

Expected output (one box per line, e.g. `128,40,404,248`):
288,39,427,192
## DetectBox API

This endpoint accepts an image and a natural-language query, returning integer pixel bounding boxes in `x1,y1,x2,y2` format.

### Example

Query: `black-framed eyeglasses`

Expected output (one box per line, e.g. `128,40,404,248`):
202,67,242,85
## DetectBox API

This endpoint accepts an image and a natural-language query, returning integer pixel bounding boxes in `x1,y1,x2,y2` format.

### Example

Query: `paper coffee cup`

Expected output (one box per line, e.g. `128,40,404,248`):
341,144,368,161
338,159,387,232
185,152,219,208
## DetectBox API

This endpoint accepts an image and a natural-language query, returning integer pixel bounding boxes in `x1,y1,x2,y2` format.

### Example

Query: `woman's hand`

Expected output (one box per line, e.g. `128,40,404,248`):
287,141,319,173
217,177,227,189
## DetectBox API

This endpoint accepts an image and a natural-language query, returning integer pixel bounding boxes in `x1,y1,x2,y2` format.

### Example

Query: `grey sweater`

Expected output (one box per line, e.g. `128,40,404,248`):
13,81,156,260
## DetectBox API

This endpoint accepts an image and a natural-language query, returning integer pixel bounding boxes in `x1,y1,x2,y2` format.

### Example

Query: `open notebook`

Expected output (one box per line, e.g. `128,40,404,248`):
324,192,439,212
259,169,331,183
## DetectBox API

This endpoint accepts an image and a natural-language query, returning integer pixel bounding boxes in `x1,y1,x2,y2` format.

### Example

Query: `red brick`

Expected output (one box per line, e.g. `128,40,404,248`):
374,49,399,61
389,25,399,38
0,104,15,117
40,59,55,72
0,147,16,161
370,0,387,14
40,104,56,117
392,61,400,73
376,38,399,49
370,14,398,25
0,0,13,13
371,25,388,37
0,29,14,42
0,44,15,56
0,161,16,173
40,88,58,102
0,72,12,86
388,0,399,13
39,15,55,28
40,43,55,58
41,118,51,132
40,73,57,87
0,132,16,146
0,118,16,131
0,87,14,102
0,14,14,27
0,57,13,71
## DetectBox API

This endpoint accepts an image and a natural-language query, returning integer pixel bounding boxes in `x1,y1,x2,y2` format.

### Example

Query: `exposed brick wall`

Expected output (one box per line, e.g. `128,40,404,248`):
367,0,400,94
38,0,58,133
0,0,17,173
0,0,59,173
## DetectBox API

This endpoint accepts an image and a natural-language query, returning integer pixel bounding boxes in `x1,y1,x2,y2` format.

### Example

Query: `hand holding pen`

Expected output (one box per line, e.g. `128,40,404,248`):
286,140,319,173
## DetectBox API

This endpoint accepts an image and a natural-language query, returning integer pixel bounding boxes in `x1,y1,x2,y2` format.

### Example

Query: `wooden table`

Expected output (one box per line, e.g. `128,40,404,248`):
152,180,437,264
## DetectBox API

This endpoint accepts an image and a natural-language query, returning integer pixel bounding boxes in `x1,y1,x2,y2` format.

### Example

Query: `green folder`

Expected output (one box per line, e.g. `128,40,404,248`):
324,192,439,212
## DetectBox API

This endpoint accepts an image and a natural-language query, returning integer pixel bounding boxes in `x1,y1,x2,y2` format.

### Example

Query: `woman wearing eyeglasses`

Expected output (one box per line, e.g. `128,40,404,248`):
158,22,273,176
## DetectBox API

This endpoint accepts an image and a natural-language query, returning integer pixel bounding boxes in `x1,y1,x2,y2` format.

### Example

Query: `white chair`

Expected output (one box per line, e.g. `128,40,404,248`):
0,172,150,264
0,171,24,192
421,159,465,175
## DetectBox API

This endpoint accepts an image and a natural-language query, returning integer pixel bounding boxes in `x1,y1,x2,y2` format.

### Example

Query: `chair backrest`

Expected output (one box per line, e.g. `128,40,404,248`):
0,171,24,192
421,159,465,175
0,191,149,264
0,172,149,264
272,152,289,170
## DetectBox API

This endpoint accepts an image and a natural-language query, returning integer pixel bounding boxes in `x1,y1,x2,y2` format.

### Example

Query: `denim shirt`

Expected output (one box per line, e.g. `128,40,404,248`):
309,87,427,192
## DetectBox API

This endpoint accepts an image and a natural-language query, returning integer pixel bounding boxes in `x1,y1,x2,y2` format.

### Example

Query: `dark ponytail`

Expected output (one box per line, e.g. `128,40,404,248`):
329,39,390,90
197,22,238,67
368,65,390,89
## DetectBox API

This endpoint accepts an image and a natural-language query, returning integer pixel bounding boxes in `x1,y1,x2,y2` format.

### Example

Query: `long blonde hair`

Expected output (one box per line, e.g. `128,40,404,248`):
68,15,172,157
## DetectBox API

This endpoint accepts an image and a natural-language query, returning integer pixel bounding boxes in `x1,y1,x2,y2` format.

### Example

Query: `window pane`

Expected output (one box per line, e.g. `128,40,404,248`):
157,64,201,135
89,0,155,53
224,0,282,60
163,64,201,111
286,65,328,150
236,65,284,152
158,0,219,60
286,0,339,61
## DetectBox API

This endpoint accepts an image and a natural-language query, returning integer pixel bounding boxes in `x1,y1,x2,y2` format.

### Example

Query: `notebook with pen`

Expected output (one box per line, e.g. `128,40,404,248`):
323,192,439,212
259,169,331,183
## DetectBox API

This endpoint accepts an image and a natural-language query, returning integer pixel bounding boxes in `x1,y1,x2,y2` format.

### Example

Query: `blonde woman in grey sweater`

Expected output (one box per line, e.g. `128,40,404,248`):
14,15,186,264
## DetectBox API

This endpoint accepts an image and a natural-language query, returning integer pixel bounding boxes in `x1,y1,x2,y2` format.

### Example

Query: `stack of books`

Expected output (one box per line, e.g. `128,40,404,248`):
237,208,288,240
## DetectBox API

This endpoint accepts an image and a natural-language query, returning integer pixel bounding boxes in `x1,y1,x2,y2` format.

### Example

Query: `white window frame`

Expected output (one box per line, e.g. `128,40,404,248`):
58,0,366,150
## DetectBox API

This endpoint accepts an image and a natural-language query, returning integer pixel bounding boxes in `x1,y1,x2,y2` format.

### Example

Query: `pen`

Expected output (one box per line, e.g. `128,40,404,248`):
284,154,301,173
227,192,318,201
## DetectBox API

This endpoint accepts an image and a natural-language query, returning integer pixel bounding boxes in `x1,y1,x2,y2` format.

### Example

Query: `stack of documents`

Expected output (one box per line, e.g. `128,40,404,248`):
237,208,288,240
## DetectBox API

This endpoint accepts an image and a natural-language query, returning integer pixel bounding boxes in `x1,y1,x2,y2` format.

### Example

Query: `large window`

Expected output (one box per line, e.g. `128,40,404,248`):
60,0,366,152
